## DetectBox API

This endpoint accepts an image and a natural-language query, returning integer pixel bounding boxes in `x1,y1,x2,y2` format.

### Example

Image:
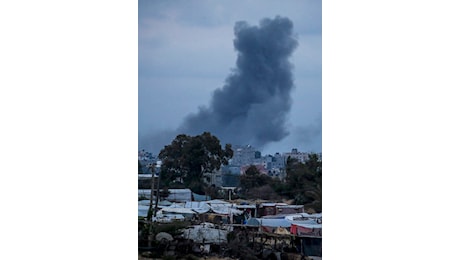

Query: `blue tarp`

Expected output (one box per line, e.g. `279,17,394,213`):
246,218,292,228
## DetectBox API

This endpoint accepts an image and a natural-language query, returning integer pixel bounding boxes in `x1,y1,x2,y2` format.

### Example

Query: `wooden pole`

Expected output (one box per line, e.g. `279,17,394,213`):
147,164,155,221
154,168,161,217
147,164,155,249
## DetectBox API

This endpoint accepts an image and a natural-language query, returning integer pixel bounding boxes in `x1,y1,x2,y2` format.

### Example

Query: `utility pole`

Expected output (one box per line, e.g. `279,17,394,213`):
147,160,162,249
147,164,155,222
154,161,162,217
147,160,162,220
146,163,155,249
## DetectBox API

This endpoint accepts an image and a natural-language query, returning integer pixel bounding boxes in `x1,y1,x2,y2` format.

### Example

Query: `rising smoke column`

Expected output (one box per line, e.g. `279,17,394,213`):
179,16,298,148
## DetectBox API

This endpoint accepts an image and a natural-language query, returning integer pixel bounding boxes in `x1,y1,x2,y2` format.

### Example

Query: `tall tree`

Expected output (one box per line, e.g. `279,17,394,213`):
239,165,280,200
158,132,233,194
240,165,269,191
285,153,322,212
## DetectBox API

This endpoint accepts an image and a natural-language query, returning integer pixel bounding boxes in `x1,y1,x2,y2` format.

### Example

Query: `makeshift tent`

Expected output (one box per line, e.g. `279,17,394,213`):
182,223,228,244
168,202,185,208
290,222,322,238
246,218,261,227
184,201,211,214
276,205,304,214
159,200,173,207
210,205,243,215
244,218,292,233
138,205,149,217
166,189,193,202
160,207,196,215
192,193,211,201
258,218,292,228
138,200,151,206
205,199,232,206
138,189,153,198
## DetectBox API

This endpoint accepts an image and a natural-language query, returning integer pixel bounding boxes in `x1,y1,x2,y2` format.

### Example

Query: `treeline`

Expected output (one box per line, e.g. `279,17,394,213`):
139,132,321,212
239,153,322,212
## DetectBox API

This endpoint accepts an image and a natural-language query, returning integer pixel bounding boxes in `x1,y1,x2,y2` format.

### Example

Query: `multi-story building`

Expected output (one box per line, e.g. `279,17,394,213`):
229,144,258,166
282,148,309,163
203,170,223,187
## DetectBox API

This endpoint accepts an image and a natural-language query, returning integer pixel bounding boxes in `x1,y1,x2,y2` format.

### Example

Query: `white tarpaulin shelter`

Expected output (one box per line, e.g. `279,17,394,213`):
256,218,292,228
184,201,211,214
210,205,243,215
182,223,228,244
160,207,196,215
204,199,231,206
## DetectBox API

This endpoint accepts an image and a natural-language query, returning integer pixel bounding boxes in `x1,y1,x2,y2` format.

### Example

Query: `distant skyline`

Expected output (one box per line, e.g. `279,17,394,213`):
139,0,321,155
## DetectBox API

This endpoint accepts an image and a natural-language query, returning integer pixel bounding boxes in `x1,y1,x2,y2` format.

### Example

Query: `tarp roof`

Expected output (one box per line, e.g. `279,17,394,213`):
159,200,173,206
138,205,149,217
304,212,322,218
138,199,172,207
159,200,248,215
246,218,322,233
160,201,212,215
260,202,288,207
205,199,231,205
246,218,260,226
210,205,243,215
138,200,151,206
160,207,196,215
167,202,185,208
168,189,192,193
290,222,322,238
138,174,153,178
291,222,322,229
252,218,292,228
184,201,211,214
138,189,152,196
182,224,229,244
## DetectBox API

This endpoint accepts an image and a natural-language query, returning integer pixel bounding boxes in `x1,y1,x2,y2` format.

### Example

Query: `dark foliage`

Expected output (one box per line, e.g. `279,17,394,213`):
238,153,322,212
158,132,233,194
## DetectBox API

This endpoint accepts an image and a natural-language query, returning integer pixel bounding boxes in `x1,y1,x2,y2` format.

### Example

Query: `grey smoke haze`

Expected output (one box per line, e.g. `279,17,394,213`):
178,16,298,149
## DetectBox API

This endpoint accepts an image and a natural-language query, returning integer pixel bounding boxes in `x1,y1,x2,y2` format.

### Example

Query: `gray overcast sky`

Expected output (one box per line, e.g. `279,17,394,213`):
139,0,321,156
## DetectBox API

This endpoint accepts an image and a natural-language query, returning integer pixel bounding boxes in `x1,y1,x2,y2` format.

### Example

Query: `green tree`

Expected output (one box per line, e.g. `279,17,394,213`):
285,153,322,212
239,165,276,199
240,165,268,190
158,132,233,194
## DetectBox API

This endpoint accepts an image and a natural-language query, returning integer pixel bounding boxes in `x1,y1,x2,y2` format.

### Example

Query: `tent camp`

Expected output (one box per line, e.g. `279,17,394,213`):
184,201,211,214
290,222,322,238
166,189,193,202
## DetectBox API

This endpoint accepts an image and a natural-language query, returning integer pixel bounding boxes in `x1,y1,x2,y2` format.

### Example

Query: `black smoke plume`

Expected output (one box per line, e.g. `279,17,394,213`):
179,16,298,148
